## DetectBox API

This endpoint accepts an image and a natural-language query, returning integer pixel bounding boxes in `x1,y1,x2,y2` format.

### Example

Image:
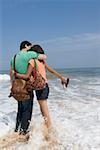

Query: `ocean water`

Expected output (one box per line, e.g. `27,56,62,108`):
0,67,100,150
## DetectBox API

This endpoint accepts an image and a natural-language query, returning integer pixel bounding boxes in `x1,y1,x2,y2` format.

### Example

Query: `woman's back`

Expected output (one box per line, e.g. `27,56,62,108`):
29,59,47,83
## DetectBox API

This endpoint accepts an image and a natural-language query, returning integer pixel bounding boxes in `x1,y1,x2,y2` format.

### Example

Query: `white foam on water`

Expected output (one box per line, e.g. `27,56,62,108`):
0,74,10,81
0,73,100,149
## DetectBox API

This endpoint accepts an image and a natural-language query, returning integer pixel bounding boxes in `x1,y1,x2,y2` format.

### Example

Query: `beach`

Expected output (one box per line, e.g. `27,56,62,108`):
0,67,100,150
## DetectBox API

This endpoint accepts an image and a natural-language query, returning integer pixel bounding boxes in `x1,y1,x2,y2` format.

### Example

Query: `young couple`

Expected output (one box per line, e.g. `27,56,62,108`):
10,41,69,140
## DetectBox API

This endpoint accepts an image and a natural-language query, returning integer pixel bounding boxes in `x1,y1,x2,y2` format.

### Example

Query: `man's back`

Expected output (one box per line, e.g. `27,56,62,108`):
11,51,39,74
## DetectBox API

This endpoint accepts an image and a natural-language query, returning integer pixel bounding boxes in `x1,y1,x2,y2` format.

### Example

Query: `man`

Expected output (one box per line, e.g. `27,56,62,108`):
10,41,46,139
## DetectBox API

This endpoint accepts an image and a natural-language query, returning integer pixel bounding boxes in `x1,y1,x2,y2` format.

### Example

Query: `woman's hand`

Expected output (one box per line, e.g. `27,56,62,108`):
61,78,69,88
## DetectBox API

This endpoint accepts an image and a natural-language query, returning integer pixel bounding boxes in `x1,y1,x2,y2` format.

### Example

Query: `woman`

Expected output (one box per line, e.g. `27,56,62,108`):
15,45,69,129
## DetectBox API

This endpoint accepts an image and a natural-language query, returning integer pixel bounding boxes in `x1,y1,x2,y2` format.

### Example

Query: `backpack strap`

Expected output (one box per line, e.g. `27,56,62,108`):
13,54,18,79
13,54,17,72
33,59,37,79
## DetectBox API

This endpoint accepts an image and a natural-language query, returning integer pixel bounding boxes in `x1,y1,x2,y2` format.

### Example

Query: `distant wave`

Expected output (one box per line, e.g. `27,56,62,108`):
0,74,10,81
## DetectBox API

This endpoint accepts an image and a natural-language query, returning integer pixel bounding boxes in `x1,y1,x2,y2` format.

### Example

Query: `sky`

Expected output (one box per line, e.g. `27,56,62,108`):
0,0,100,70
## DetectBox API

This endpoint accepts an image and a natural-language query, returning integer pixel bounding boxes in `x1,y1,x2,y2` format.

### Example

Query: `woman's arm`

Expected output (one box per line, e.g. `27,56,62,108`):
45,63,69,87
45,63,66,81
15,64,33,80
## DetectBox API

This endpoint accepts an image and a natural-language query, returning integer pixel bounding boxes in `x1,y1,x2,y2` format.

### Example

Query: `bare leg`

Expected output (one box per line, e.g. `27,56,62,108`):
38,100,51,128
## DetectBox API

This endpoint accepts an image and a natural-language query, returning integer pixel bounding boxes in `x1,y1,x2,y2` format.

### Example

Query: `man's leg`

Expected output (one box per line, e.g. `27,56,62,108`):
20,91,34,134
15,101,22,132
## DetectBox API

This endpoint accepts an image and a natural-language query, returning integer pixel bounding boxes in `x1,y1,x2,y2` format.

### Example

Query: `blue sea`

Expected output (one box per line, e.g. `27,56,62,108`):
0,67,100,150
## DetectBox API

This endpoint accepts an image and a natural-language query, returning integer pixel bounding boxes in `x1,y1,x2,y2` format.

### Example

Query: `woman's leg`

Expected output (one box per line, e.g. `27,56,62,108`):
35,84,51,128
38,100,51,128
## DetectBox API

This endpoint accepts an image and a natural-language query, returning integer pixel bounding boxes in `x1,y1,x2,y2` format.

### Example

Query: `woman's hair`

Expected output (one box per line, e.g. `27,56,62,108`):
29,44,45,54
20,41,32,50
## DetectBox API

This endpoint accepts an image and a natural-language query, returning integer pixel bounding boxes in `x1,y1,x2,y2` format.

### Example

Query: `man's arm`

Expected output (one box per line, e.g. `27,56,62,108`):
38,54,47,60
15,64,33,80
27,51,47,60
10,66,14,83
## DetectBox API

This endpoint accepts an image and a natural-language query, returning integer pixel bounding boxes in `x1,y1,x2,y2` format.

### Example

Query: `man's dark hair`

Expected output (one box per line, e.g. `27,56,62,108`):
20,41,32,50
29,45,45,54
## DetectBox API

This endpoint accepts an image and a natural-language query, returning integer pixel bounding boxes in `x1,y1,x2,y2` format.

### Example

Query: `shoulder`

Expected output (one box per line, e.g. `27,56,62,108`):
29,59,35,67
36,60,44,66
27,51,37,56
27,51,39,59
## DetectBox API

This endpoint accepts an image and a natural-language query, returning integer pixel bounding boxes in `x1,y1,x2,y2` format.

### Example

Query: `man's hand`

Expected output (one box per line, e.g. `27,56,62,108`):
38,54,47,60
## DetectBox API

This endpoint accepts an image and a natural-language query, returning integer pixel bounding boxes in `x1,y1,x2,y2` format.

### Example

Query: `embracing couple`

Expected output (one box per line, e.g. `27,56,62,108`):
10,41,69,141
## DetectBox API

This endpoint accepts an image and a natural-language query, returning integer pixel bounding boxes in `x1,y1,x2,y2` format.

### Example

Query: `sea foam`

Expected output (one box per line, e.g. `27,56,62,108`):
0,68,100,149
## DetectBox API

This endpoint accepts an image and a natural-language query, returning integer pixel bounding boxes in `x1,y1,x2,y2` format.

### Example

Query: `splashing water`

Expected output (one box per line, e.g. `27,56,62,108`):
0,68,100,150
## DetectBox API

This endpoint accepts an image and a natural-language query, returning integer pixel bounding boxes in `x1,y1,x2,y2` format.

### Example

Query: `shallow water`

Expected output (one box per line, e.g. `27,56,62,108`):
0,68,100,150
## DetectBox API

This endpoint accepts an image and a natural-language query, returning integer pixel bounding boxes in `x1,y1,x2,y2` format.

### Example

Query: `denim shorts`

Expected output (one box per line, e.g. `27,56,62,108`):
35,83,49,100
